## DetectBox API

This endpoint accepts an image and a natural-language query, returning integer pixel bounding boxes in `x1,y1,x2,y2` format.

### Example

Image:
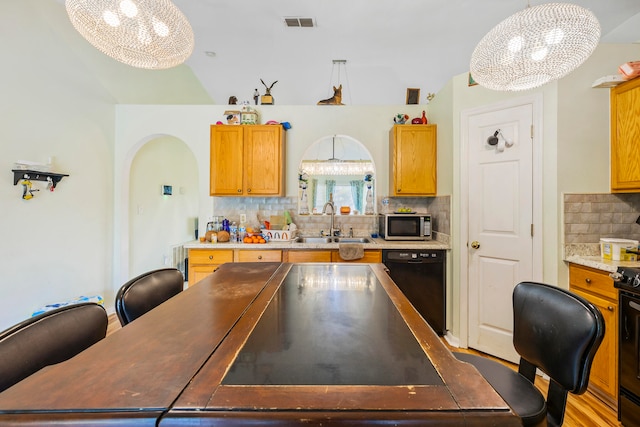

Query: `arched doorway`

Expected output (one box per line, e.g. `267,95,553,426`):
128,136,199,277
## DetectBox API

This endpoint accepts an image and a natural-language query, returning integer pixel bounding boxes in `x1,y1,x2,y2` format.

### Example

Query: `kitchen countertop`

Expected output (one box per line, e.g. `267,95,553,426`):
565,254,640,273
184,237,450,251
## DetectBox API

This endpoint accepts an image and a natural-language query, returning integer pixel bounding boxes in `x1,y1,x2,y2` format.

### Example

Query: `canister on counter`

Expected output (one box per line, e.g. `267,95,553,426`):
600,238,639,261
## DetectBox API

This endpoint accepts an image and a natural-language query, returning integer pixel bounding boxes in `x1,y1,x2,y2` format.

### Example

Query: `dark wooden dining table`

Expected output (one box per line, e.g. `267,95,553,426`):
0,262,519,426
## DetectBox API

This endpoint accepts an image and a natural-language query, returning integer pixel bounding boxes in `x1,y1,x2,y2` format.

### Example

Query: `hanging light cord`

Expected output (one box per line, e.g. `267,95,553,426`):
328,61,352,104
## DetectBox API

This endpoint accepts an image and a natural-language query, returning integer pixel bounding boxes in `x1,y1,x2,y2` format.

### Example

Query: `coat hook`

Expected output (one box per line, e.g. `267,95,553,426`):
487,129,500,146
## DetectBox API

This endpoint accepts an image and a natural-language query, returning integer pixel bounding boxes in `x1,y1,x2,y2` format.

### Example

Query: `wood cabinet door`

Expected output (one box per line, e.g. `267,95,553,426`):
571,287,618,402
210,126,244,195
611,77,640,192
244,126,284,196
331,250,382,263
190,265,221,286
286,250,333,263
390,125,437,196
188,249,234,286
236,250,283,262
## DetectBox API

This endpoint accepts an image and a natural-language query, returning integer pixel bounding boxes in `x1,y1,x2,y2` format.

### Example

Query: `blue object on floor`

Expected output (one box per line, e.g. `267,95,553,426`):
32,295,104,317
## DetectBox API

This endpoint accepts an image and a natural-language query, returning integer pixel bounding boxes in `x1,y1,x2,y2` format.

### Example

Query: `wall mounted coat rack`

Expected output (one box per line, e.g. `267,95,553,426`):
12,169,69,190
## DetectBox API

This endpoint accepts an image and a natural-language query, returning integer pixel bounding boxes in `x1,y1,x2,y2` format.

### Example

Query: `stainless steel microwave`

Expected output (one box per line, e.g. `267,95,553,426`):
379,213,432,241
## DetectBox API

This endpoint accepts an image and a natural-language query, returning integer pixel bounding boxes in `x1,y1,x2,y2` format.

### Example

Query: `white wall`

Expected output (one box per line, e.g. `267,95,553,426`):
129,137,199,276
0,1,217,330
113,105,431,283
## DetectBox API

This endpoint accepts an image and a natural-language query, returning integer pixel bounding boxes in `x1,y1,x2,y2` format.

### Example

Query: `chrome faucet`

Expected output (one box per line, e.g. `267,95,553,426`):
322,193,339,236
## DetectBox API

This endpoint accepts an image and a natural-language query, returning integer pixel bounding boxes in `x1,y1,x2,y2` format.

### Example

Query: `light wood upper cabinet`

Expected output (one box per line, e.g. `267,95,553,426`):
390,124,437,196
210,125,285,196
611,77,640,192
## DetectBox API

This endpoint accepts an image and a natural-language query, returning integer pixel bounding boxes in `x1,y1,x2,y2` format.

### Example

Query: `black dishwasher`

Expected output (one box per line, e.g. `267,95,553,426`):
382,249,446,335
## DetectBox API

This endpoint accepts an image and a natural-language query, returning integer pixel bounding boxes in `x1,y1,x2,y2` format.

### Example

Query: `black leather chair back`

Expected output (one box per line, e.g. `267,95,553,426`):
115,268,183,326
513,281,605,394
455,281,604,427
0,302,108,393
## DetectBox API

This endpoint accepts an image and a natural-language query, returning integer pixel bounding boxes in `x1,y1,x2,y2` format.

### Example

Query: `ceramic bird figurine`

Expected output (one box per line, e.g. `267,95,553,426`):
260,79,277,96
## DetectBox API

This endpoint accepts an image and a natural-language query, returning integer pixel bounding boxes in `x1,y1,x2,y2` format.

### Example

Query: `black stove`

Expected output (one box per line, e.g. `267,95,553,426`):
614,266,640,426
612,266,640,294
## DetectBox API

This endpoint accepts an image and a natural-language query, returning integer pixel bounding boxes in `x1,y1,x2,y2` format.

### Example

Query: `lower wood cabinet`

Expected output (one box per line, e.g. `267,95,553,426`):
188,248,384,286
286,250,333,263
188,249,234,286
286,249,382,263
569,263,618,408
236,250,283,263
332,250,382,263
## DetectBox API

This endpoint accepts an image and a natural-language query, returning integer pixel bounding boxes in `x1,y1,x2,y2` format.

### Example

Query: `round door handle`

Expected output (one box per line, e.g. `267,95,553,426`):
471,241,480,249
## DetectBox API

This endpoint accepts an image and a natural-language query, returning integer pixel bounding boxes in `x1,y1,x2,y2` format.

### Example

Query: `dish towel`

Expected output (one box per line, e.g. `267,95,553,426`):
339,243,364,261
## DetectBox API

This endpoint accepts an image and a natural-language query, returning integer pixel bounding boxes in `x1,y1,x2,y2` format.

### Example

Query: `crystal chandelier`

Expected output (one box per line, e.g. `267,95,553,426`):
65,0,194,69
300,160,374,176
470,3,600,91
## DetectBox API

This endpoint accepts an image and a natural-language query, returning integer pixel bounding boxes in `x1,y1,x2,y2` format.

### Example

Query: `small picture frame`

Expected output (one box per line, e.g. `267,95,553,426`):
162,185,172,196
406,88,420,105
468,73,478,87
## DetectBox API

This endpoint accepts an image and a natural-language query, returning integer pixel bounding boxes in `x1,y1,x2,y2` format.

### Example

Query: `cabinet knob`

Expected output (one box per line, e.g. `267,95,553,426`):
237,189,242,193
258,255,262,260
397,189,401,192
585,278,591,284
247,188,251,193
607,306,614,311
209,255,213,260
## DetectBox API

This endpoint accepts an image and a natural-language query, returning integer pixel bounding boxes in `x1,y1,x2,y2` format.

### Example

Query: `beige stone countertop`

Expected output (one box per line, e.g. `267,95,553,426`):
183,237,450,251
565,255,640,273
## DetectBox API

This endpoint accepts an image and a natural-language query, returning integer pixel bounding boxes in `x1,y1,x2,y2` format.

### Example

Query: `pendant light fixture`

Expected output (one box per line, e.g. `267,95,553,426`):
301,136,373,176
65,0,194,70
470,3,600,91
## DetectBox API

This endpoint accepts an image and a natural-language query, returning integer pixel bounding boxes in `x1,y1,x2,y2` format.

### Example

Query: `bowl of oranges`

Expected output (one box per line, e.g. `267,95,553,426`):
243,228,268,244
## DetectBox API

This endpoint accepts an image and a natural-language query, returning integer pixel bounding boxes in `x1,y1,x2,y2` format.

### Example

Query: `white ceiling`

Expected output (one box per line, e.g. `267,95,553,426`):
134,1,640,104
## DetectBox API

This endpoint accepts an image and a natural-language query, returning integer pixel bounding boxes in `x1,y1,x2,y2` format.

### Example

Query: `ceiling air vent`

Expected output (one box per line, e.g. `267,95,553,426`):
284,17,315,28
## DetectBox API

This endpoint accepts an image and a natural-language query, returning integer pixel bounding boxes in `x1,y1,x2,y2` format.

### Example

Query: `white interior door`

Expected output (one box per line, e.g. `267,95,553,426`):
467,103,534,363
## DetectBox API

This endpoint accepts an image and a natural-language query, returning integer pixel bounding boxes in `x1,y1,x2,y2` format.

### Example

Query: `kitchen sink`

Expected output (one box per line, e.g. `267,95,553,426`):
334,237,373,244
293,237,373,244
293,237,333,244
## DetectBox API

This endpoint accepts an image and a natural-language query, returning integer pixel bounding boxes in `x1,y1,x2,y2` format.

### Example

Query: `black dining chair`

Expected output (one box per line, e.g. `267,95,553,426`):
0,302,108,393
455,281,605,427
115,267,184,326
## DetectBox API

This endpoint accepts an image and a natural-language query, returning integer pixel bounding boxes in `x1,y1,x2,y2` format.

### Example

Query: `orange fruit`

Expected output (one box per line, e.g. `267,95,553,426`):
243,236,251,243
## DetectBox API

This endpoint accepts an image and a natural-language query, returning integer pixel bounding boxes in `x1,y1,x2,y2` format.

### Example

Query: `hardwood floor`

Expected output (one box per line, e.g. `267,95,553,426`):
106,314,620,426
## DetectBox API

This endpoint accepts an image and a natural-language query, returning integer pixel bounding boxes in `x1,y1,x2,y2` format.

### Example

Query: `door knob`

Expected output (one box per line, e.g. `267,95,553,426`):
471,241,480,249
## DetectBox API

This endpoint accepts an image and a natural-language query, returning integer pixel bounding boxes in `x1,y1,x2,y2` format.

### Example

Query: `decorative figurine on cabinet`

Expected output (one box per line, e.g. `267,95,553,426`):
317,84,343,105
260,79,277,105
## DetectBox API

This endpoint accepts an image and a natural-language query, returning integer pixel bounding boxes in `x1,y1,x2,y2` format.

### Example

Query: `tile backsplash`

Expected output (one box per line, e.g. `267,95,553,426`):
564,193,640,256
210,195,451,241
